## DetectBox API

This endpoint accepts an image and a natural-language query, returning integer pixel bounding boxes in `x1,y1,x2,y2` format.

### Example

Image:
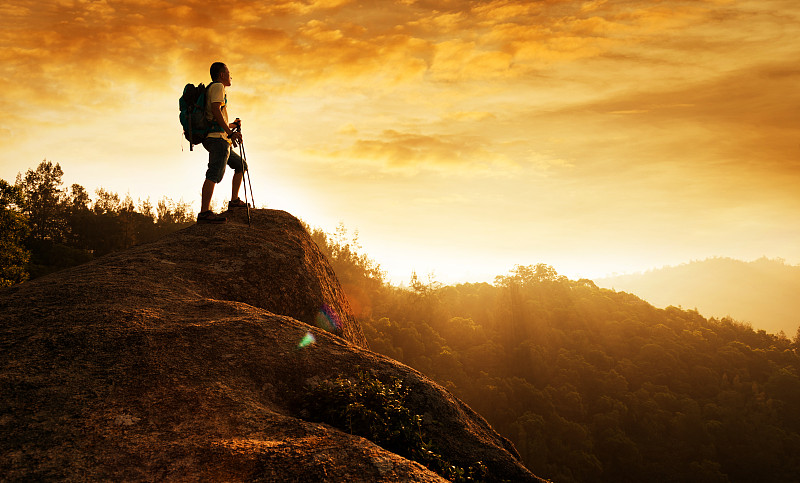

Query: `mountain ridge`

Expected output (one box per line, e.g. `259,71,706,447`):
596,257,800,336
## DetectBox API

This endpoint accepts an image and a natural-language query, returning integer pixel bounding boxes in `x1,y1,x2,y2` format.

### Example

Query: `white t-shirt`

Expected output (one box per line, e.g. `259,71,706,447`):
205,82,229,143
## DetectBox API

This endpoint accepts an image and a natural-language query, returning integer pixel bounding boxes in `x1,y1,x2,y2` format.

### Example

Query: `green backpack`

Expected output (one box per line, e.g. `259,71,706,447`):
179,83,222,150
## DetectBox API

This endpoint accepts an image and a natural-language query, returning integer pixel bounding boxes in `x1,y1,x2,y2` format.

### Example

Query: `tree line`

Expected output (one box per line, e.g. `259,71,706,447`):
0,160,194,285
312,231,800,483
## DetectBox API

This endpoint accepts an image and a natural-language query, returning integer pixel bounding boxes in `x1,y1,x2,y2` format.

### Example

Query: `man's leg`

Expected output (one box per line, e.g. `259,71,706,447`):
231,171,243,201
227,148,247,202
201,138,229,214
201,179,216,213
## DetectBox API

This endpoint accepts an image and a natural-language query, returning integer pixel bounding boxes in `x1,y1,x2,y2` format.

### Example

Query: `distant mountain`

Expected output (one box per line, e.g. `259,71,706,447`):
596,257,800,336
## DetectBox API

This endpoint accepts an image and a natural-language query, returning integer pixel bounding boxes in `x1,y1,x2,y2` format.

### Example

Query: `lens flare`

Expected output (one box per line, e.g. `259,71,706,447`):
298,331,316,348
315,304,341,332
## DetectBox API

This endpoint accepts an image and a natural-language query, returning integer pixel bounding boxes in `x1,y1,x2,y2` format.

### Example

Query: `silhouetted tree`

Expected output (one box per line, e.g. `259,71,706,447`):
15,160,67,242
65,183,93,249
0,179,31,287
306,222,386,319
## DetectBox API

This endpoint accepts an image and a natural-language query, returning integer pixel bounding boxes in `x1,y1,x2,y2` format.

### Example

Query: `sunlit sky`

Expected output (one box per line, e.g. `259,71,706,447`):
2,0,799,285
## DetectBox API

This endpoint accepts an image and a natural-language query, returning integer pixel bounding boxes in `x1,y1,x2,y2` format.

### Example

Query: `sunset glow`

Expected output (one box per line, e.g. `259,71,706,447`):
2,0,798,284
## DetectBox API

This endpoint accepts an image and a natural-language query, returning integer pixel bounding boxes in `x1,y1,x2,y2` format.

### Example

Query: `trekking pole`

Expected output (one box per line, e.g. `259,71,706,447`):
240,141,255,209
234,120,252,227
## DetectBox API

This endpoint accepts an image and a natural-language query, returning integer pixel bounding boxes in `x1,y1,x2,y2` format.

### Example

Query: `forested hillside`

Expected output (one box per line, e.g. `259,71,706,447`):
311,230,800,483
597,257,800,337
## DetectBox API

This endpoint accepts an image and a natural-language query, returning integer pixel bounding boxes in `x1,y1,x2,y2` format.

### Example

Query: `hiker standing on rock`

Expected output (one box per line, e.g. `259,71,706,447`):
197,62,249,224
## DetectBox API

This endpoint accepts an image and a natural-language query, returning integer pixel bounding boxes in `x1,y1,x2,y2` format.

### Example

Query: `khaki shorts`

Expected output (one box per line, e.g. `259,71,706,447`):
203,137,247,183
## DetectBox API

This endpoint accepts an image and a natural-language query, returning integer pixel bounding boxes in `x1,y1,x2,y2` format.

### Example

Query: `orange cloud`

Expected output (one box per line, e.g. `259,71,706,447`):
1,0,764,112
2,0,798,188
326,130,512,173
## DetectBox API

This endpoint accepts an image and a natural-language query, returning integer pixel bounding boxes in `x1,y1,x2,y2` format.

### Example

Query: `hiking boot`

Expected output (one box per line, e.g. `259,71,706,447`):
197,210,227,224
228,198,250,209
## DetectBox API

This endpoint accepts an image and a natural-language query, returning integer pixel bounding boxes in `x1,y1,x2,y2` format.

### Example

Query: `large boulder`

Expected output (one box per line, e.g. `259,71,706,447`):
0,209,543,482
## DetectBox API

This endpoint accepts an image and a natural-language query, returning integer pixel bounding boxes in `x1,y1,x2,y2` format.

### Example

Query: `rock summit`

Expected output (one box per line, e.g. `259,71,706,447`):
0,209,543,482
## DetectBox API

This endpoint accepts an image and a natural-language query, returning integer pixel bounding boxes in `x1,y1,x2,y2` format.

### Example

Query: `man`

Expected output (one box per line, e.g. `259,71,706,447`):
197,62,248,224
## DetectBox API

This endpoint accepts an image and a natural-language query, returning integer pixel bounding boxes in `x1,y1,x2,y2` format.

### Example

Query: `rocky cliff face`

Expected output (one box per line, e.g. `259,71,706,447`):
0,209,543,482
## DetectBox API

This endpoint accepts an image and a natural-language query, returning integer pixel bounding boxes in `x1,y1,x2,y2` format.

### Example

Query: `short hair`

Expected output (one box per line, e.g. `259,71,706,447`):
210,62,227,82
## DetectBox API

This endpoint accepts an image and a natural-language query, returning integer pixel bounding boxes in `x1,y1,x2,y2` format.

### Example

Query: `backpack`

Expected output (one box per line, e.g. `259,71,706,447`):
179,83,214,150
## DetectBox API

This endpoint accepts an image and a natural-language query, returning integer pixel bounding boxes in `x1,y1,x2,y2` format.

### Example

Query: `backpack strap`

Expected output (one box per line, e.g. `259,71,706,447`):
206,82,226,133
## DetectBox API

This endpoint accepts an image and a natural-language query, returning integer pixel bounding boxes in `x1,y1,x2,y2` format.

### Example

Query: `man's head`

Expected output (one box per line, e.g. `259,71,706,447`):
210,62,231,86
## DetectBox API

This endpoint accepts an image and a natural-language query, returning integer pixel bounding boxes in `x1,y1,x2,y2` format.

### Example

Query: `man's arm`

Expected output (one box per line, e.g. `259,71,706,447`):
210,102,243,144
